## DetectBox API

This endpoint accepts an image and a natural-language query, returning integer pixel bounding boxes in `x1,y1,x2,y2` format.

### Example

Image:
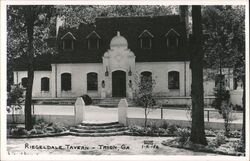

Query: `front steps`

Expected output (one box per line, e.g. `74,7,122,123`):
70,121,130,136
98,98,137,107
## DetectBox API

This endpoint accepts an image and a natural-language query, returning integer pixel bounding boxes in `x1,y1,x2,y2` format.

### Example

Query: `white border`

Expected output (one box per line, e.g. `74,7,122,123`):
1,1,249,161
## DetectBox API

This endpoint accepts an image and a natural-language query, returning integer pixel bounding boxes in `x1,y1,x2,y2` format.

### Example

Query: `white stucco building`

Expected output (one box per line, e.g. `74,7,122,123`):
12,13,241,106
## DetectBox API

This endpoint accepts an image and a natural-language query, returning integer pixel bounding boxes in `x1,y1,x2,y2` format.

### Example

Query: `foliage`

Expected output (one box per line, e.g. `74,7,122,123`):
175,128,191,143
81,94,92,105
56,5,175,27
7,6,56,130
215,130,227,146
134,73,157,127
10,127,28,136
221,101,233,137
212,84,230,112
7,84,25,123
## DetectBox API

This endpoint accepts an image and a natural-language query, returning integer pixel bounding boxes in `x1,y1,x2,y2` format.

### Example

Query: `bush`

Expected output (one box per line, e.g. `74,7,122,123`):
52,122,66,133
215,131,227,146
160,121,169,129
175,128,191,143
11,127,27,136
168,124,178,135
81,94,92,105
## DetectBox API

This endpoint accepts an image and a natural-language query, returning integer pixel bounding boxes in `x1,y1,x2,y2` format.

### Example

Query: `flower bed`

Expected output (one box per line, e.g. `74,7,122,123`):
128,124,242,138
7,120,69,138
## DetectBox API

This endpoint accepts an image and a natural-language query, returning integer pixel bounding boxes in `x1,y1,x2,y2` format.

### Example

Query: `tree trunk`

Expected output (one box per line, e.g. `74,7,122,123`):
241,75,245,152
190,6,207,145
144,107,147,127
24,8,35,130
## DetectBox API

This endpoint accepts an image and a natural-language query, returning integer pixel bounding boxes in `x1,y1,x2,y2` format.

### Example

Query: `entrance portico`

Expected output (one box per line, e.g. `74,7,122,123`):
102,31,136,98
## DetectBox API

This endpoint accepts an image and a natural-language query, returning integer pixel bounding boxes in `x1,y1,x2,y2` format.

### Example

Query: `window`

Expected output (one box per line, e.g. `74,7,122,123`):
168,71,179,89
61,32,76,51
61,73,71,91
141,71,152,83
87,73,98,91
41,77,49,91
63,39,74,50
21,77,28,88
86,31,101,50
88,38,99,49
165,29,180,49
167,35,178,49
141,37,151,49
138,30,153,49
215,74,225,88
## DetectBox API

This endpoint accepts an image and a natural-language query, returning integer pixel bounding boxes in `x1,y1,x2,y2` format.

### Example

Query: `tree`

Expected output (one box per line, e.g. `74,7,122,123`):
7,84,24,123
56,5,175,26
134,73,156,127
202,6,245,150
189,6,207,145
7,6,55,130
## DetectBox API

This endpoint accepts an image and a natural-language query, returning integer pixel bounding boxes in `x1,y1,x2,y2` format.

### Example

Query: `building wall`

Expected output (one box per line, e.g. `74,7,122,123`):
135,61,191,97
13,63,238,104
53,63,103,98
13,71,52,98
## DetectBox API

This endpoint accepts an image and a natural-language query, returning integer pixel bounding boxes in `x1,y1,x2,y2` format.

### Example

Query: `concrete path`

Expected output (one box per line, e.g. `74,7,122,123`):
8,105,243,124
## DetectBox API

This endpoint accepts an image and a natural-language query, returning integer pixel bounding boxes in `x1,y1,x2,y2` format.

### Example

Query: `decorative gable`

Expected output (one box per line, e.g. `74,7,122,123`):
61,32,76,40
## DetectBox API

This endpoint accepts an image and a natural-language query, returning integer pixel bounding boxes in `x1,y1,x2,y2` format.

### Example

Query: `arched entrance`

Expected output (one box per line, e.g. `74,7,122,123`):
112,70,126,97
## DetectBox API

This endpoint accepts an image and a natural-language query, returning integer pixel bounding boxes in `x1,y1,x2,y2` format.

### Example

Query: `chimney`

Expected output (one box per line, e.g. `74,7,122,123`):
179,6,189,38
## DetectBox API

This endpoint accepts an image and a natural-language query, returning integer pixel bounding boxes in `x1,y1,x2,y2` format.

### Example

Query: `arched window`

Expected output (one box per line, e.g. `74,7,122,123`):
87,72,98,91
21,77,28,88
61,73,71,91
168,71,179,89
140,71,153,90
41,77,49,91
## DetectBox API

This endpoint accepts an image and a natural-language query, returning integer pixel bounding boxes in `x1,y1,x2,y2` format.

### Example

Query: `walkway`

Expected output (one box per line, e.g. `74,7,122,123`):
9,105,243,124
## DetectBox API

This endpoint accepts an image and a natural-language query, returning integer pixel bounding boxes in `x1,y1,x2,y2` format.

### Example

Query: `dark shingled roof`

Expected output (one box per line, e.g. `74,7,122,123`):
12,54,53,71
54,15,189,63
13,15,190,71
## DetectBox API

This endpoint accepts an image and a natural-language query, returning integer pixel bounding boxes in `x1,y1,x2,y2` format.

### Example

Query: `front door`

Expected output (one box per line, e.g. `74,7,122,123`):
112,71,126,97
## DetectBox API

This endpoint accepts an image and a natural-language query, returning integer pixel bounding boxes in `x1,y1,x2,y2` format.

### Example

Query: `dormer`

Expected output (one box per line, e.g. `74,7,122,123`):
165,28,180,49
61,32,76,51
86,31,101,49
138,30,154,49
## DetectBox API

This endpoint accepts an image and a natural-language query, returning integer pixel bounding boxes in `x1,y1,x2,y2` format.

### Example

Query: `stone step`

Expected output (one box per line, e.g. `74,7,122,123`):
76,124,124,130
70,127,129,133
71,121,129,137
70,130,130,137
80,121,119,126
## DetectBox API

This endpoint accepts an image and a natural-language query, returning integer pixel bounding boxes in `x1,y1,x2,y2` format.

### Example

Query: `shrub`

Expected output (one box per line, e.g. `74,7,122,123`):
81,95,92,105
175,128,191,143
168,124,178,135
30,129,37,135
52,122,66,133
215,131,227,146
11,127,27,136
160,121,169,129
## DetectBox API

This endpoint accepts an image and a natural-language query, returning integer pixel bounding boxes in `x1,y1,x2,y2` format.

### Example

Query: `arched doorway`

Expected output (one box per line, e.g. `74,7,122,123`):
112,70,126,97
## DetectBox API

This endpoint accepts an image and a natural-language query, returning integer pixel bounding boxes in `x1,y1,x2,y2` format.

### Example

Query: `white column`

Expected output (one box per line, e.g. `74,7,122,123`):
118,99,128,126
74,97,85,125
